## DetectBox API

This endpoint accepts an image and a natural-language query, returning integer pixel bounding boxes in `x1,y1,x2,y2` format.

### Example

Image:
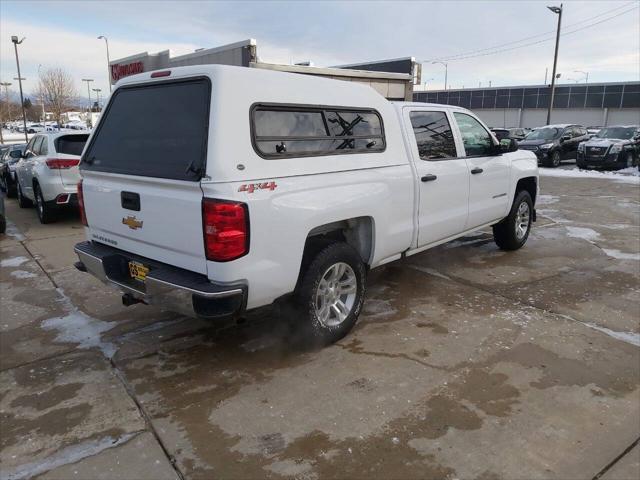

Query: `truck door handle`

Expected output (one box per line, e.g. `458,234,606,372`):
421,174,437,182
121,191,141,211
471,168,484,174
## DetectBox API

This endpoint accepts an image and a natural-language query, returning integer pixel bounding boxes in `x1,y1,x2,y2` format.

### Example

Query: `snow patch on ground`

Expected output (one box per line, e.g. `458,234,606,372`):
584,323,640,347
602,249,640,261
2,433,138,480
41,288,117,358
540,167,640,184
4,220,26,241
9,270,37,279
0,256,29,268
565,226,600,242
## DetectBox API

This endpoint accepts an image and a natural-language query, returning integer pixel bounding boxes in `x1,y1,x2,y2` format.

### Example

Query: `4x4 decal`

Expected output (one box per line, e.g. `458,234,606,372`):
238,181,277,193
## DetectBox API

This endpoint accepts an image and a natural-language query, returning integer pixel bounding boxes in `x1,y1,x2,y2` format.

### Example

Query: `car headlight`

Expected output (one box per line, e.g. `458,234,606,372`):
539,143,553,150
609,144,622,154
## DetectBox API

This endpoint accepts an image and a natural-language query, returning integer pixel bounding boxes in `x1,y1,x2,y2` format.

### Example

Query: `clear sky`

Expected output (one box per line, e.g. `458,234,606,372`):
1,0,638,100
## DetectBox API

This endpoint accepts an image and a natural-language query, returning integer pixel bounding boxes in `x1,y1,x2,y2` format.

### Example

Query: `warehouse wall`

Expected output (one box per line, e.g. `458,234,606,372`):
473,108,640,128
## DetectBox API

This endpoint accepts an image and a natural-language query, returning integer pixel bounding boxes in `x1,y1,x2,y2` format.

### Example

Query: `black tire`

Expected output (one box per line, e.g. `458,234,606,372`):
576,160,586,170
34,184,56,224
493,190,533,251
0,214,5,234
17,183,32,208
624,152,634,169
292,242,366,346
6,180,17,198
545,150,561,168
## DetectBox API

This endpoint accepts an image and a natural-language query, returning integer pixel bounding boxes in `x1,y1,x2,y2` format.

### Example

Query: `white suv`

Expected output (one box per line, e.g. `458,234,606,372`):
15,132,89,223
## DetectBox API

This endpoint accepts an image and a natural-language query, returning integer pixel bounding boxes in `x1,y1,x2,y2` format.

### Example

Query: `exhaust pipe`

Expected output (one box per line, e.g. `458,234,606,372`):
122,293,144,307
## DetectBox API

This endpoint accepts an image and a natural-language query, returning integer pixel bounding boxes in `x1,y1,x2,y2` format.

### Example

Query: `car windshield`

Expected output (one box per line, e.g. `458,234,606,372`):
524,127,560,140
595,127,635,140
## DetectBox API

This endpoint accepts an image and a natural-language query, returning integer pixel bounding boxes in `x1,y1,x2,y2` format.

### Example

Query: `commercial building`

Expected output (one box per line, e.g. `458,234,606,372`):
413,82,640,128
109,39,415,100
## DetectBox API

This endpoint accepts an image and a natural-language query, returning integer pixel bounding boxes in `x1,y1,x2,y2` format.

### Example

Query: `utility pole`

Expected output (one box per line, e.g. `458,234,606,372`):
574,70,589,83
82,78,94,127
38,64,46,124
98,36,112,92
11,36,28,142
544,67,548,84
546,4,563,125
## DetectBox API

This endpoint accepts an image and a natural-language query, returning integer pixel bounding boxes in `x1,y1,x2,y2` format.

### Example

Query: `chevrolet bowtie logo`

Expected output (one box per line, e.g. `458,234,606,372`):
122,216,143,230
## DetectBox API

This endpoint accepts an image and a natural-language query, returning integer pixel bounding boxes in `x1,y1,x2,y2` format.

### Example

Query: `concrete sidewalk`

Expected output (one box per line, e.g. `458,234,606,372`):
1,175,638,479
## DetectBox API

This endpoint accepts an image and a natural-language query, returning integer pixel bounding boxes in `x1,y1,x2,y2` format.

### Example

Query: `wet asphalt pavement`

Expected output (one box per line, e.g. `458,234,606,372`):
1,169,639,480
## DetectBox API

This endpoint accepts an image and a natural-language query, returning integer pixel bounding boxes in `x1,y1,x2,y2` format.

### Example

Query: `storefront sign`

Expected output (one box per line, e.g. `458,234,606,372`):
110,61,144,82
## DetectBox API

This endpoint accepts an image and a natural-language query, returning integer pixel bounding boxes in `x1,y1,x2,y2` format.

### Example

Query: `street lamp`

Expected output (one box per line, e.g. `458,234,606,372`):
422,78,434,90
97,35,112,92
81,78,94,126
546,4,563,125
92,88,102,111
574,70,589,83
11,35,28,142
431,61,448,91
38,64,46,124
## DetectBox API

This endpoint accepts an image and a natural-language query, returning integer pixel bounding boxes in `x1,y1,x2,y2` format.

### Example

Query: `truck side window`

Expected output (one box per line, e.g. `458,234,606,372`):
453,112,493,157
252,105,385,158
409,111,457,160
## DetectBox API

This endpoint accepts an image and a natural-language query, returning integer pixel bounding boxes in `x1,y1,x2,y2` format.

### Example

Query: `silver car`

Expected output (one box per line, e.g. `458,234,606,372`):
15,132,89,223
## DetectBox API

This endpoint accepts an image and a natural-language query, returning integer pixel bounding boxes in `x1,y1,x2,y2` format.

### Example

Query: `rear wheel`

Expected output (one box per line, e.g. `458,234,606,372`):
624,152,633,169
493,190,533,251
17,183,32,208
293,242,366,346
34,184,56,224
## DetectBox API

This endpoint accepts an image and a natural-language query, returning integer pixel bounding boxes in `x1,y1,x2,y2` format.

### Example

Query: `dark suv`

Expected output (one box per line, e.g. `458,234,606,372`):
577,125,640,170
518,124,589,167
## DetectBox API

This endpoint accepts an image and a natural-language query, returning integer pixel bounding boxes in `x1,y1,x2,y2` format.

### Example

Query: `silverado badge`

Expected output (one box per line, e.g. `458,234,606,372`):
122,216,143,230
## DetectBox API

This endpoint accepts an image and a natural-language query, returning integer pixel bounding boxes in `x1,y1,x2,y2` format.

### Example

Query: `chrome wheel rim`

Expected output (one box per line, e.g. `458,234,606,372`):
552,152,560,167
36,191,43,215
315,262,357,327
627,154,632,168
515,201,530,240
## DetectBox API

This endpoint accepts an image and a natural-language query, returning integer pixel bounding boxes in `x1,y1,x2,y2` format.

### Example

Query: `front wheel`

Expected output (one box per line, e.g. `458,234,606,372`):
294,242,366,345
17,183,32,208
493,190,533,251
546,151,561,168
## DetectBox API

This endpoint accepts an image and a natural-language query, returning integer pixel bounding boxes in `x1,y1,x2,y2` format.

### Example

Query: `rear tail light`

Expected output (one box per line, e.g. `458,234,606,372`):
46,158,80,169
77,180,88,226
151,70,171,78
202,199,249,262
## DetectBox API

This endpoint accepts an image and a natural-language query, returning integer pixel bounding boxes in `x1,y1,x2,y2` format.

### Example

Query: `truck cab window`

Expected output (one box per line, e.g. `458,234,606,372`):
409,111,457,160
453,112,493,156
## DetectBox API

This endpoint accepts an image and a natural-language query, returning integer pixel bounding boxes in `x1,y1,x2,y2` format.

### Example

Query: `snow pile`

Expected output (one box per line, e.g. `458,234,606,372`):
539,167,640,185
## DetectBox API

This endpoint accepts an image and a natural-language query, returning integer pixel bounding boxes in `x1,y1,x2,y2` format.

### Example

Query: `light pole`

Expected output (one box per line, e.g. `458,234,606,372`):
11,36,28,142
98,35,112,92
546,4,563,125
422,78,434,90
92,88,102,111
82,78,94,127
38,64,46,123
574,70,589,83
432,61,448,91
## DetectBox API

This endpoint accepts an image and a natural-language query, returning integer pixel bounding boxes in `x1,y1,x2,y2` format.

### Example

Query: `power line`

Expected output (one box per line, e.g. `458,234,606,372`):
421,2,638,63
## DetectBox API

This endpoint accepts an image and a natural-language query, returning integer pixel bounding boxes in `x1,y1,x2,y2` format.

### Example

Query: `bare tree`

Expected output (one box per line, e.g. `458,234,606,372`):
38,68,77,126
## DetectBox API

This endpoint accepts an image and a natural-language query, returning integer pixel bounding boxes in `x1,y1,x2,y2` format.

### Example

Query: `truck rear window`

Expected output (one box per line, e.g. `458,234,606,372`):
82,78,210,181
55,134,89,155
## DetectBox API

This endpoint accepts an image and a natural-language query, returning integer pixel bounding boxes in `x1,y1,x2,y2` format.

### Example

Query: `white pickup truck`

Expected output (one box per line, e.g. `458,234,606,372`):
74,65,538,344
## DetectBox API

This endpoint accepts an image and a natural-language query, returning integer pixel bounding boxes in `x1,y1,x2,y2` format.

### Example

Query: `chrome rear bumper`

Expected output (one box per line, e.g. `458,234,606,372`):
74,241,245,318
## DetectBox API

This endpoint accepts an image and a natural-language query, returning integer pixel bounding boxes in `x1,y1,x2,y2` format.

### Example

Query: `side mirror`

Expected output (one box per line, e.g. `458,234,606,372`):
9,151,22,159
500,138,518,153
561,134,571,142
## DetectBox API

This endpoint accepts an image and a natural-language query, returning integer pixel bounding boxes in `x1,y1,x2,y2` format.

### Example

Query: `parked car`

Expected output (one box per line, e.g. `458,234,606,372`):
587,126,603,137
0,144,27,197
27,123,46,134
73,65,538,345
0,194,5,234
491,127,527,142
518,124,589,167
577,125,640,170
15,132,89,223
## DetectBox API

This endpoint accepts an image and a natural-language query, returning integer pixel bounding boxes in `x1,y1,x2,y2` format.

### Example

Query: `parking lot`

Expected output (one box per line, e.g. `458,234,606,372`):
1,168,639,479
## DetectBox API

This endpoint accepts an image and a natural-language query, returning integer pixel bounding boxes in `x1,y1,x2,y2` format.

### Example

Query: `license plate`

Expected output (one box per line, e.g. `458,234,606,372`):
128,261,149,282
